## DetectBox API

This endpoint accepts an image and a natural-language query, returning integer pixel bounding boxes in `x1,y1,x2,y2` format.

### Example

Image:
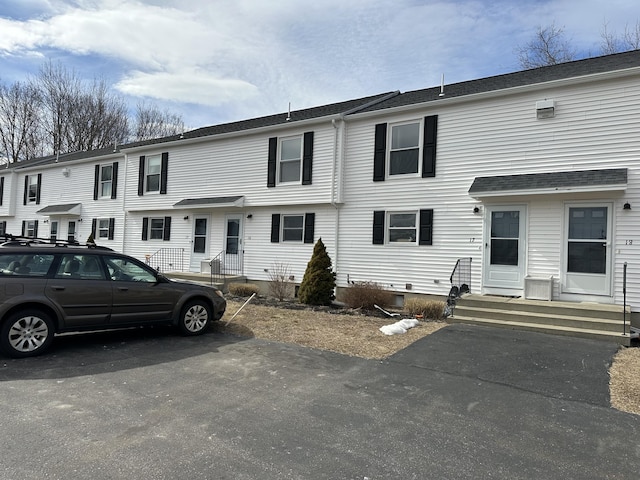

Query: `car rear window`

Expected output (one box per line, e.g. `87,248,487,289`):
0,253,55,277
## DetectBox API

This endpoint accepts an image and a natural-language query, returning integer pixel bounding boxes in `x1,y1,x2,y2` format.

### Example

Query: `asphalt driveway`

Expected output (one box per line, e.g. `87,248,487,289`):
1,324,638,479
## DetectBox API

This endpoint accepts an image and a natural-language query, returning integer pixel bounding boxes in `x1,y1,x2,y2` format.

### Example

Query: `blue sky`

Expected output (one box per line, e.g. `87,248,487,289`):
0,0,638,130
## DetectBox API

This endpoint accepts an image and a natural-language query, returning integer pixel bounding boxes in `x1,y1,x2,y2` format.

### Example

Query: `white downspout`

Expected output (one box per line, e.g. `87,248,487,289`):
331,117,344,286
120,152,129,254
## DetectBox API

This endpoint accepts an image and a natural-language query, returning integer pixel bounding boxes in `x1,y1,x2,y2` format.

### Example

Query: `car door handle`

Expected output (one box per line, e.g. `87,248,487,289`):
51,286,66,291
118,287,129,291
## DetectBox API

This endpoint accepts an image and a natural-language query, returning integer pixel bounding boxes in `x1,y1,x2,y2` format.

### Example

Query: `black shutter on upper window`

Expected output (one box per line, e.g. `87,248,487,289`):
111,162,119,199
93,165,100,200
23,176,28,205
108,218,115,240
419,209,434,245
138,156,145,196
373,210,385,244
267,137,277,187
373,123,387,182
0,176,4,206
142,217,149,240
91,218,97,237
422,115,437,178
304,213,315,243
302,132,314,185
160,153,168,194
163,216,171,241
270,214,280,242
35,174,42,205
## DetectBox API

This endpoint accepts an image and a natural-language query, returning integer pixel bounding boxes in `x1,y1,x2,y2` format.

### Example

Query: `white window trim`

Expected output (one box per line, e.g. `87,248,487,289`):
99,164,113,198
388,120,422,178
149,217,166,240
97,218,110,239
278,135,303,184
387,211,418,244
145,155,162,193
28,176,39,203
281,214,305,242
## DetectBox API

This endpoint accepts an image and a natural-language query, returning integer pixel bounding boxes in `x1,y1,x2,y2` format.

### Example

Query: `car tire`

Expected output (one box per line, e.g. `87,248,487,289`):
178,300,212,336
0,309,55,358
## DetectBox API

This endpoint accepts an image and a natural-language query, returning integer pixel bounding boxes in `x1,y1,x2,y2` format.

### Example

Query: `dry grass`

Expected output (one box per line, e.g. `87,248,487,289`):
610,347,640,415
216,299,639,416
214,300,446,359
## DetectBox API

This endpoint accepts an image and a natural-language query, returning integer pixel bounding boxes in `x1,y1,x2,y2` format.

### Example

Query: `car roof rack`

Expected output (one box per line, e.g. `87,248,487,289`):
0,234,113,250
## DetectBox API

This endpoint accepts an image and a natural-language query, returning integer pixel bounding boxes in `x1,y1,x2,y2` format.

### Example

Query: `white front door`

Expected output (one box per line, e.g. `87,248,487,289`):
224,215,243,274
189,216,209,272
562,204,612,296
483,206,527,293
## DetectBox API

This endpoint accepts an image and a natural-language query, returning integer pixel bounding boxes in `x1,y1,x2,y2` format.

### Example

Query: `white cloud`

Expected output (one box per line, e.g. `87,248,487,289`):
0,0,639,126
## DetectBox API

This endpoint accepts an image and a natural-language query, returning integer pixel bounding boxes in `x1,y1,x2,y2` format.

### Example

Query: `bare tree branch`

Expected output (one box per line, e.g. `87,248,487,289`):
516,22,576,69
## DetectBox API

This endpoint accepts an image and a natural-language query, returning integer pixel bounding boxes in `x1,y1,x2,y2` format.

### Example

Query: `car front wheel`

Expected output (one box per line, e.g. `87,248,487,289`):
178,300,212,335
1,310,55,358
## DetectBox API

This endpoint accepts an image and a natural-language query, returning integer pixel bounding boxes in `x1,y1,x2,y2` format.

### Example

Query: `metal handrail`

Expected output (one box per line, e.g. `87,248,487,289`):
146,248,185,272
209,250,243,284
623,262,627,335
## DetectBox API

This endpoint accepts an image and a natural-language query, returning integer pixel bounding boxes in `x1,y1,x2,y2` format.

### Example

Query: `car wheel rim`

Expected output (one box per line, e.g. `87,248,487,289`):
9,316,49,353
184,305,208,332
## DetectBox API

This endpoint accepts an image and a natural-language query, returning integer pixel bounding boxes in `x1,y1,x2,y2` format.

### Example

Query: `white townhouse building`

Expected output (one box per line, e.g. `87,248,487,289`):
1,50,640,338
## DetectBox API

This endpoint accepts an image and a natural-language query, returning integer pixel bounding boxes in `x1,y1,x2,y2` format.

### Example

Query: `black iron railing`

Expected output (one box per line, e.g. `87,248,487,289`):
447,257,472,315
146,248,185,272
209,250,243,284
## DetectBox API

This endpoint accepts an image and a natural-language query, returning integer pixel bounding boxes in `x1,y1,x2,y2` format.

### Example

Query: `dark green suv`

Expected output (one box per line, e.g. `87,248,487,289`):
0,237,226,358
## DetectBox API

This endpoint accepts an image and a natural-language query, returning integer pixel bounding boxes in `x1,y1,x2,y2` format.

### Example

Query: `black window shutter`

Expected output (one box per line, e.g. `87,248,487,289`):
419,209,434,245
91,218,97,237
23,176,28,205
160,152,169,194
111,162,119,199
21,220,26,236
422,115,437,178
270,214,280,243
373,210,385,244
36,174,42,205
138,156,145,196
93,165,100,200
33,220,38,238
163,216,171,241
0,176,4,206
267,137,277,187
304,213,315,243
142,217,149,241
108,218,115,240
302,132,314,185
373,123,387,182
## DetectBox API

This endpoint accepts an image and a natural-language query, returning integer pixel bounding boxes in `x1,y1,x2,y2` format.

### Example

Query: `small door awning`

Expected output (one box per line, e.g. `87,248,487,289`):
468,168,627,198
173,196,245,209
36,203,82,216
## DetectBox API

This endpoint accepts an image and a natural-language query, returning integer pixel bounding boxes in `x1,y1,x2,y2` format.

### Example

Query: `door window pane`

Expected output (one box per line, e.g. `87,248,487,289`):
491,239,519,266
568,242,606,274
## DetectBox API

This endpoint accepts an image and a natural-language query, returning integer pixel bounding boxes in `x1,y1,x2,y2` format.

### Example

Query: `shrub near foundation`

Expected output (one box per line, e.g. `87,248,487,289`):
228,283,260,297
405,298,446,320
341,281,395,311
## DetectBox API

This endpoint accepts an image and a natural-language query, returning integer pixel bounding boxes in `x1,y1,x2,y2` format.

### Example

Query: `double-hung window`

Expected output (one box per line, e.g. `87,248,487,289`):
389,122,420,175
388,212,417,243
373,209,433,245
282,215,304,241
146,155,162,193
141,216,171,241
100,165,113,197
25,175,41,204
279,137,302,183
270,213,315,243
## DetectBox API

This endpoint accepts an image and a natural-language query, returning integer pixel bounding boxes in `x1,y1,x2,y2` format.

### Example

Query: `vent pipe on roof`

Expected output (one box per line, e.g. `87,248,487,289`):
286,102,291,121
439,74,445,97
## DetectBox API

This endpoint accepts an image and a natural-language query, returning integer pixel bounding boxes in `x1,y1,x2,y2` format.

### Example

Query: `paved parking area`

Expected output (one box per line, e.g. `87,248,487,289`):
1,324,639,479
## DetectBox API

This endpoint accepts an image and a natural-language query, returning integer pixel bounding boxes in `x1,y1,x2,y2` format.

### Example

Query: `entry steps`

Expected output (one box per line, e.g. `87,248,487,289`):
449,294,631,346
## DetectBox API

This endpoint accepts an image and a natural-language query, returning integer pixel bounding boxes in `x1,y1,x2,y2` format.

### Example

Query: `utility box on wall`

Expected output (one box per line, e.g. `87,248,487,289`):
524,276,553,301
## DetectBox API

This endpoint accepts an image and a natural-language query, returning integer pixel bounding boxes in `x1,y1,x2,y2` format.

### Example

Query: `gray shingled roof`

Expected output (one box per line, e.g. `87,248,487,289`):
36,203,82,215
357,50,640,113
173,196,244,207
468,168,628,196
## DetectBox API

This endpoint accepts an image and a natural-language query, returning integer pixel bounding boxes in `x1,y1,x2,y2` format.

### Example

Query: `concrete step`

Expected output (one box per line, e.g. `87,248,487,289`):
452,305,627,333
449,315,631,346
450,294,631,346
